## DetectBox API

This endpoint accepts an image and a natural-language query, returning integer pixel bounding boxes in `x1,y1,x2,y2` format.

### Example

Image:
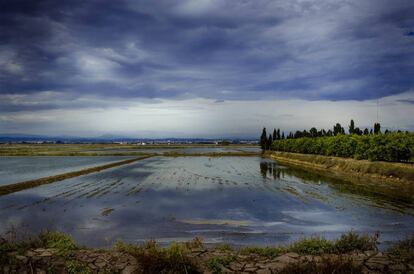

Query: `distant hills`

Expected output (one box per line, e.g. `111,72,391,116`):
0,133,258,144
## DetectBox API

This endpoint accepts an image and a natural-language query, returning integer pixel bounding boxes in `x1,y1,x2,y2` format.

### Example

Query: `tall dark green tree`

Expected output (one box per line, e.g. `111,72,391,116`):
260,128,267,150
276,129,281,140
267,134,273,150
374,123,381,134
310,127,318,137
333,123,343,136
349,119,355,134
272,129,277,141
363,128,369,135
281,132,285,139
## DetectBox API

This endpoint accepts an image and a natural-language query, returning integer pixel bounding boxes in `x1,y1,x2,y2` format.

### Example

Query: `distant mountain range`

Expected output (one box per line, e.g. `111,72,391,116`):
0,133,257,143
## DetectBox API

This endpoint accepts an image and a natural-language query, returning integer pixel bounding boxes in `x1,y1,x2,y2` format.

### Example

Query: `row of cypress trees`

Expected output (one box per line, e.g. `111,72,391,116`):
260,120,384,150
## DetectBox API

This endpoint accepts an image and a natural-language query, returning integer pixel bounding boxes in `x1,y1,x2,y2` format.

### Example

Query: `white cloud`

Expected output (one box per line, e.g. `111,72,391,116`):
1,91,413,137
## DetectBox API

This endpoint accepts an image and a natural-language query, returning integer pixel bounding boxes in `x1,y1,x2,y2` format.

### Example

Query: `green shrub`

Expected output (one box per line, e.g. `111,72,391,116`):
40,231,76,256
215,243,233,252
271,132,414,162
239,246,286,257
115,240,200,273
66,260,92,274
387,235,414,264
206,255,236,274
334,232,378,253
289,237,334,255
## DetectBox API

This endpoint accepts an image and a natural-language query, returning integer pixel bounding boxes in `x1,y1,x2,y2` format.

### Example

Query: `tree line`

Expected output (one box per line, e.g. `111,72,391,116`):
260,120,385,150
259,120,413,162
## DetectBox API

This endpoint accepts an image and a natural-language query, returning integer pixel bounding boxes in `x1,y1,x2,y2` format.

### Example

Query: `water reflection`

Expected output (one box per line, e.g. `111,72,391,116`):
0,156,412,248
259,160,414,211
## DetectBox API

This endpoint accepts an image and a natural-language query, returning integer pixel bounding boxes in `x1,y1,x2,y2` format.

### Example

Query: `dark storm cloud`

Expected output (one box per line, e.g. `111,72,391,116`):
0,0,414,111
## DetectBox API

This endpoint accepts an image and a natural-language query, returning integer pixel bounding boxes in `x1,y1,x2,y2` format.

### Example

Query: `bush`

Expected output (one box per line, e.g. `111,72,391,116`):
271,132,414,162
239,246,286,257
39,231,77,256
289,237,334,255
206,255,236,274
387,235,414,264
115,240,201,274
334,232,378,253
66,260,92,274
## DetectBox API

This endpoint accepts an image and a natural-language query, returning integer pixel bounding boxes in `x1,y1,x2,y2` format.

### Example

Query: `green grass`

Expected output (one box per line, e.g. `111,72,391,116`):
334,231,378,253
206,255,236,274
115,240,201,274
65,260,92,274
239,246,286,257
268,151,414,183
40,231,77,256
236,232,378,257
290,237,334,255
387,235,414,264
215,243,233,252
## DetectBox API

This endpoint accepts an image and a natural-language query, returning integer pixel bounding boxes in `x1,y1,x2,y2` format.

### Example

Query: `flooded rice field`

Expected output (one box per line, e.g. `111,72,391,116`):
0,155,413,248
0,156,133,186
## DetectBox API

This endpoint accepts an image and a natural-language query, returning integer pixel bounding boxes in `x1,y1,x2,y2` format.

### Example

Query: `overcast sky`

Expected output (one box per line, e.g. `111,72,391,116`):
0,0,413,138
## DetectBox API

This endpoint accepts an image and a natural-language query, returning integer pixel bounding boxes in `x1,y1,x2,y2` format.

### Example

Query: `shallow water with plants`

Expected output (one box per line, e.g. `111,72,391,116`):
0,156,413,248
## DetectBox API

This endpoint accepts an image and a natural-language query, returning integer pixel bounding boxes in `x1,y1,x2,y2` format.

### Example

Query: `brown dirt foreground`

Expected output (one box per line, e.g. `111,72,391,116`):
1,246,413,274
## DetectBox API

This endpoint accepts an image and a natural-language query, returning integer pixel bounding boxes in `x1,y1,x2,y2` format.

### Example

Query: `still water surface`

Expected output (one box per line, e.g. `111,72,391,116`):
0,156,412,248
0,156,133,186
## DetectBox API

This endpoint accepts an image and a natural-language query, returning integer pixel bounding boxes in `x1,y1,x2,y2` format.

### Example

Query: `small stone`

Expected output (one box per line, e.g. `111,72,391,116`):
26,251,36,257
229,262,244,271
88,263,98,270
257,269,272,274
122,265,139,274
365,255,391,271
274,254,298,264
34,248,47,253
3,266,10,273
35,269,46,274
284,252,300,258
115,261,128,270
364,250,377,257
389,264,406,272
15,255,28,264
94,258,107,268
39,251,53,257
266,261,285,270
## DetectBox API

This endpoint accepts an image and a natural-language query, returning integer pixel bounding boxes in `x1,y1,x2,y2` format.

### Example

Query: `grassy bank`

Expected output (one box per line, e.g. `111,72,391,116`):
267,151,414,184
0,155,152,196
1,231,412,273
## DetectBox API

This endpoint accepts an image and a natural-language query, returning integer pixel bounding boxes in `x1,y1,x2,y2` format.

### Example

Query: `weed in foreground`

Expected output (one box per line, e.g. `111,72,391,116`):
239,246,286,257
115,240,201,274
40,231,77,256
65,260,92,274
206,255,236,274
334,231,378,253
289,237,334,255
387,235,414,264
